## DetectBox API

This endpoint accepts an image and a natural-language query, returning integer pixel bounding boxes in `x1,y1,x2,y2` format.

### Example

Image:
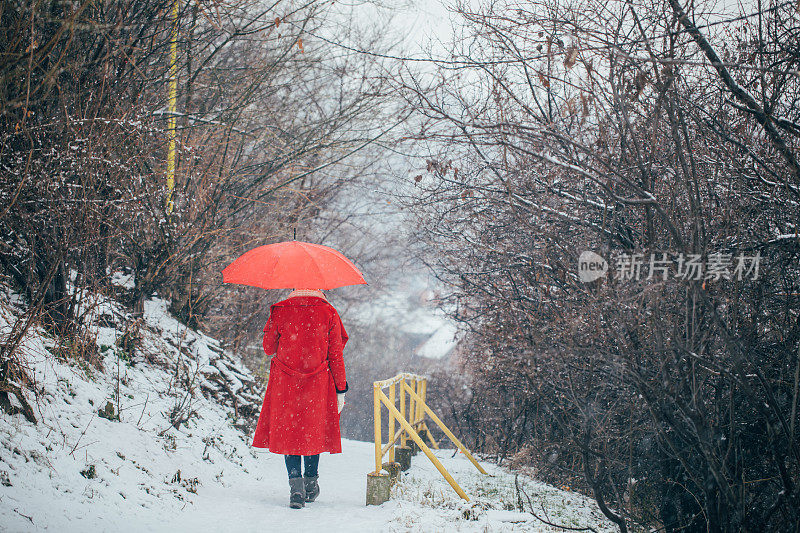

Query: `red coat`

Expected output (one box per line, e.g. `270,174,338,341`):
251,296,348,454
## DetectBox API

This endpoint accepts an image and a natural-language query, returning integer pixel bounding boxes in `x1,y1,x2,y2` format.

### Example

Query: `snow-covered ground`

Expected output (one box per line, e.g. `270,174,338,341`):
0,287,614,532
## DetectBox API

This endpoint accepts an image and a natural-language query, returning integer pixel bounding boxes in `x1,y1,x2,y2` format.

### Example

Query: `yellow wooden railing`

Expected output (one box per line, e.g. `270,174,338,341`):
371,373,487,502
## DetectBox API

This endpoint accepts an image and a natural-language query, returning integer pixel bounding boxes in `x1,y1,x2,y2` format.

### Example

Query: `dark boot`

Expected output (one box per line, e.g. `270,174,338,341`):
304,476,319,502
289,477,305,509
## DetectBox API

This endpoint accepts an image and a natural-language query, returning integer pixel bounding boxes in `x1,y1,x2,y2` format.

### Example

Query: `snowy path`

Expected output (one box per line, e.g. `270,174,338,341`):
0,292,614,532
160,441,394,532
162,439,616,533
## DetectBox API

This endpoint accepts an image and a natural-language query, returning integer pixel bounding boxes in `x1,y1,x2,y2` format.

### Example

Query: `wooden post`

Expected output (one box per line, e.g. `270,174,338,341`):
414,380,425,427
395,445,412,471
419,380,439,449
366,471,390,505
373,384,382,473
399,377,406,447
388,382,395,462
408,379,416,429
409,379,420,454
382,461,401,484
417,379,423,423
417,379,425,426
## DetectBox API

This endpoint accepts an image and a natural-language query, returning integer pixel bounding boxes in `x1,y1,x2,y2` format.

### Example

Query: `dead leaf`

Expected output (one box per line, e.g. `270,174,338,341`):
538,72,550,88
564,46,578,69
633,72,648,99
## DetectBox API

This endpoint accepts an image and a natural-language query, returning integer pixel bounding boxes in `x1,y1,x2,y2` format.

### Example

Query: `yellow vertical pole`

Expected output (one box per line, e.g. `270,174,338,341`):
399,377,406,447
418,379,423,422
388,382,396,462
408,378,416,429
414,379,422,426
418,377,439,449
419,379,428,420
165,0,179,214
373,384,382,473
419,378,436,448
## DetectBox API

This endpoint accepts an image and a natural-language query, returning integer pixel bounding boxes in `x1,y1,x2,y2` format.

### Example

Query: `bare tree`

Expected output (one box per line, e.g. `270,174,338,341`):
1,0,395,421
397,0,800,530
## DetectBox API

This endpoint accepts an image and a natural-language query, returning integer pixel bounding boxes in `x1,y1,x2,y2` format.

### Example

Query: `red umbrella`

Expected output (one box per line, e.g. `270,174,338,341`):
222,241,366,290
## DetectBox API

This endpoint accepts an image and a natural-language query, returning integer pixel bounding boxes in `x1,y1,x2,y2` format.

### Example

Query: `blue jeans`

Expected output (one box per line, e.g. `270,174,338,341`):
285,454,319,479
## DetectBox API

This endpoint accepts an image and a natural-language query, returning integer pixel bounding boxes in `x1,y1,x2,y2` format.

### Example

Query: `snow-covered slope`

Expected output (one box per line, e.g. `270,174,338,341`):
0,288,614,532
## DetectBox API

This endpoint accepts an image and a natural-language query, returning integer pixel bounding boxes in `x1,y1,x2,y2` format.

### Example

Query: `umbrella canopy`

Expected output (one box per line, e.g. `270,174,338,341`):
222,241,366,290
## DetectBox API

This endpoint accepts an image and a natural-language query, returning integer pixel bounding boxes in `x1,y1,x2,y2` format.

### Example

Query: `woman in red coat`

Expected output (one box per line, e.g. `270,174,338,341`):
252,289,349,508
